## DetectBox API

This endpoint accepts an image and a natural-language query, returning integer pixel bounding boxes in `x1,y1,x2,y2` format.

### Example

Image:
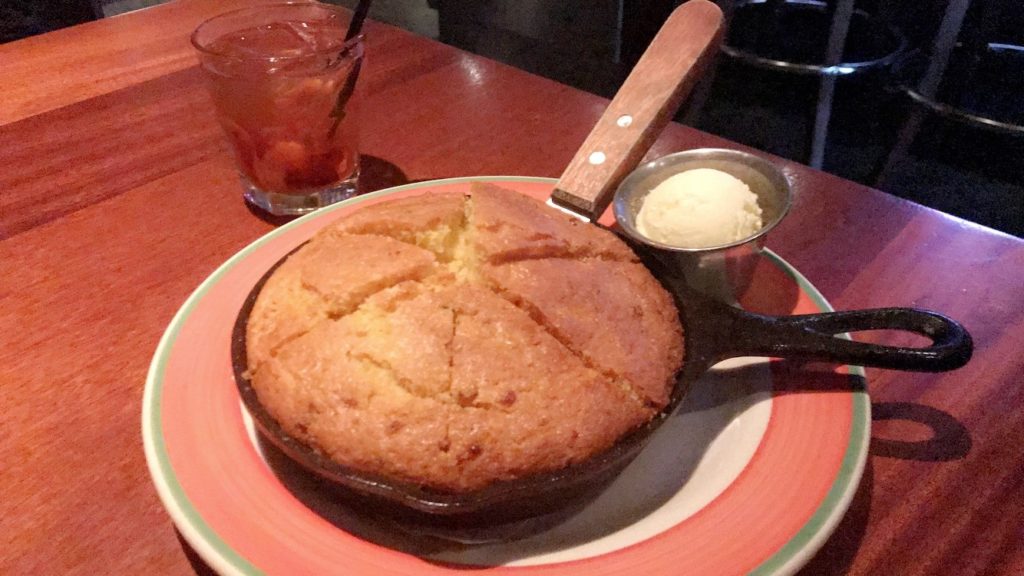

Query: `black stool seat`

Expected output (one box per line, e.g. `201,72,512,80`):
878,0,1024,188
714,0,907,168
897,42,1024,136
723,0,906,76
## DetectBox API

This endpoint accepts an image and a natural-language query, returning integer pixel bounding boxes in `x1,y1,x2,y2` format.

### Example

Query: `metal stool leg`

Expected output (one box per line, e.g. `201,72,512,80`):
877,0,973,187
946,0,1003,110
809,0,856,169
680,0,737,126
680,0,734,126
920,0,973,97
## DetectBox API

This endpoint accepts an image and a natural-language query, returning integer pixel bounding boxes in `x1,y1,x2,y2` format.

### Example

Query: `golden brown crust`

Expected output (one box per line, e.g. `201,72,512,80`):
470,182,637,264
323,192,466,242
482,258,682,408
245,233,437,372
447,284,651,489
246,184,684,491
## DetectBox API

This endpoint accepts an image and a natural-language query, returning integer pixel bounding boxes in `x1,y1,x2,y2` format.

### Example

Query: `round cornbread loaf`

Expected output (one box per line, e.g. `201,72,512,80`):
246,183,684,492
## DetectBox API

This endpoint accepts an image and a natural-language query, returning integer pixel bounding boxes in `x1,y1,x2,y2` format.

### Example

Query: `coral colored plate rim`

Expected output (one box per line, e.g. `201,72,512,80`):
142,176,869,576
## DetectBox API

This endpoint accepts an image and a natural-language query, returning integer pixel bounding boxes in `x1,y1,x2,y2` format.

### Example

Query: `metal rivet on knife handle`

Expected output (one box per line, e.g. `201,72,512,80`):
549,0,724,221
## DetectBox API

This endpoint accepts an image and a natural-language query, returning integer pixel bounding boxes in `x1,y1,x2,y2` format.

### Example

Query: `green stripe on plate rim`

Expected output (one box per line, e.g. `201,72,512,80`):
142,176,870,576
750,252,870,576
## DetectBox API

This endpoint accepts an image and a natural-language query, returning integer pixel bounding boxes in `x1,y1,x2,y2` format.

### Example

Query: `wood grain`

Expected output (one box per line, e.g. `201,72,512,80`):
1,2,1023,575
0,0,258,126
0,67,221,239
551,0,723,218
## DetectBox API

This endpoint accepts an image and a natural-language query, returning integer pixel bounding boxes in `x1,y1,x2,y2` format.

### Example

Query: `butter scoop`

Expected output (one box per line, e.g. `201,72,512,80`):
636,168,763,248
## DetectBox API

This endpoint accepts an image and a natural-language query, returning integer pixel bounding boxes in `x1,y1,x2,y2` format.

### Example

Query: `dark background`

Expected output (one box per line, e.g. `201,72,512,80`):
4,0,1021,237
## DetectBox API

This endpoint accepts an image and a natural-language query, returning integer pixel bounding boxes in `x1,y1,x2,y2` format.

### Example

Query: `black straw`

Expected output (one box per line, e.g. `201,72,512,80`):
328,0,373,139
345,0,372,41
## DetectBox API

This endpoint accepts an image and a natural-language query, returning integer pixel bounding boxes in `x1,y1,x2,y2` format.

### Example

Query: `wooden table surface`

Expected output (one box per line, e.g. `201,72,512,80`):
2,1,1022,574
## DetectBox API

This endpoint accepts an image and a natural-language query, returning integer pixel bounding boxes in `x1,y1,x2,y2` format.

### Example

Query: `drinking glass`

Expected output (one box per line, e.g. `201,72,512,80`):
192,3,364,215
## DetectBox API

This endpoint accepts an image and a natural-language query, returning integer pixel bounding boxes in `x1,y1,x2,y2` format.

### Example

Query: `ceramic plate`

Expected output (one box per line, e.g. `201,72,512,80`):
142,176,869,576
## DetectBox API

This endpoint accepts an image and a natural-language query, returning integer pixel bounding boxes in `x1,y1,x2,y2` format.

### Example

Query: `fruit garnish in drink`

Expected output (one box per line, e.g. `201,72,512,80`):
202,18,360,194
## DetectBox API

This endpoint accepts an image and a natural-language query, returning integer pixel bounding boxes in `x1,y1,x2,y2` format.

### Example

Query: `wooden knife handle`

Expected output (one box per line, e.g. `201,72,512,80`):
551,0,724,220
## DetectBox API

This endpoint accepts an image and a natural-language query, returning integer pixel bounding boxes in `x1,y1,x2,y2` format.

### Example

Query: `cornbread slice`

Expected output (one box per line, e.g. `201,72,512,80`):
253,282,458,485
446,284,650,490
245,233,437,371
483,258,682,408
246,183,684,492
322,192,467,260
470,183,637,264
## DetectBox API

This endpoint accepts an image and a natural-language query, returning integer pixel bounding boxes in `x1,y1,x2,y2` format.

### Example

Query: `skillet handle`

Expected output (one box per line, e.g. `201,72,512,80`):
715,307,973,372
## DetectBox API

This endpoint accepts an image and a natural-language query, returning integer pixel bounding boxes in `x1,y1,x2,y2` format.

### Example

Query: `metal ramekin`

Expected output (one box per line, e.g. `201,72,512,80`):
613,148,793,304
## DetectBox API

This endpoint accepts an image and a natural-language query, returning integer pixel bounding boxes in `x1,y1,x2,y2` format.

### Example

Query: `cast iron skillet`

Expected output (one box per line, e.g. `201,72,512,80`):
230,228,971,540
230,0,972,541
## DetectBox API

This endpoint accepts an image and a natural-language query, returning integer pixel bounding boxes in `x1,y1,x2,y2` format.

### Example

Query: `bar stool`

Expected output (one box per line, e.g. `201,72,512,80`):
717,0,907,168
877,0,1024,186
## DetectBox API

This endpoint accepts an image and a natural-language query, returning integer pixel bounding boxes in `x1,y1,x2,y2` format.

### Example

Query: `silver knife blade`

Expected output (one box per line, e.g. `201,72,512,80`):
545,197,591,222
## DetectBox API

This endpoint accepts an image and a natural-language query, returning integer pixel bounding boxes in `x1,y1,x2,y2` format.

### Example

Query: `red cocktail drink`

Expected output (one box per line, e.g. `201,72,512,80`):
193,3,363,215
